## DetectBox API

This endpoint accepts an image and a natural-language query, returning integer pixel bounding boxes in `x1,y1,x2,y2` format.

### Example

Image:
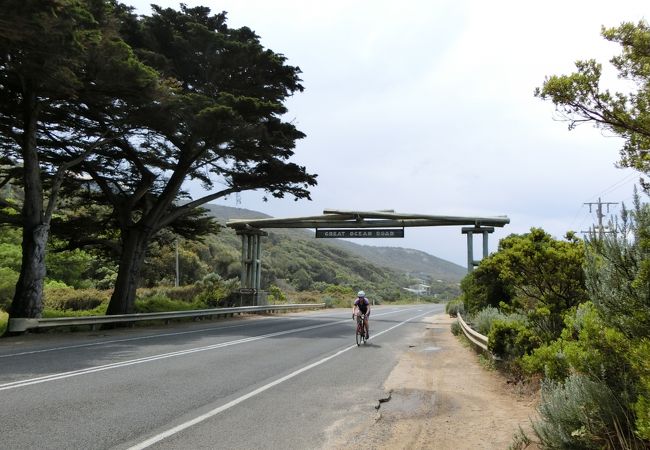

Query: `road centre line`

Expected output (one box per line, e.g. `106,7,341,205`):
0,309,406,391
127,309,432,450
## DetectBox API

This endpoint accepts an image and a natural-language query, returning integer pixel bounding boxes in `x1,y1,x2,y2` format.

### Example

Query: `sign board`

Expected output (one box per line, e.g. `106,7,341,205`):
315,229,404,238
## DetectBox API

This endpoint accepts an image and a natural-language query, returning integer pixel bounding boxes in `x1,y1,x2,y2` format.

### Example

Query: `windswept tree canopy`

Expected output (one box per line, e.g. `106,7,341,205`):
536,20,650,187
66,4,317,314
0,0,159,321
0,1,317,318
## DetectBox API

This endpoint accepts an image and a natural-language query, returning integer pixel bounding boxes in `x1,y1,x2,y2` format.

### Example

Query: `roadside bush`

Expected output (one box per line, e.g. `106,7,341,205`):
137,285,203,302
446,297,464,317
323,284,355,299
43,303,107,317
134,294,206,313
631,340,650,441
0,310,7,334
471,306,506,336
522,303,634,396
268,285,287,303
0,266,18,311
285,290,322,304
521,339,570,381
43,287,110,311
533,374,642,449
460,261,512,315
488,318,539,361
450,320,461,336
322,296,334,308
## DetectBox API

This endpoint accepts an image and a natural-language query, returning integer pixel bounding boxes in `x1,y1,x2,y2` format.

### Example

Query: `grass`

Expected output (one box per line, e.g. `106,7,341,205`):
478,353,497,371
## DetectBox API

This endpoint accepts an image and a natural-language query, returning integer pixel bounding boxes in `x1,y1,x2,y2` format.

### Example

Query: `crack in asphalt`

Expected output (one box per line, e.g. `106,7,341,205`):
375,390,393,410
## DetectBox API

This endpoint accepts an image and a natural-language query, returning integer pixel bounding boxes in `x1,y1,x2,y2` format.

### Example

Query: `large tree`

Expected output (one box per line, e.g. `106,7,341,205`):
0,0,158,321
75,5,316,314
536,20,650,185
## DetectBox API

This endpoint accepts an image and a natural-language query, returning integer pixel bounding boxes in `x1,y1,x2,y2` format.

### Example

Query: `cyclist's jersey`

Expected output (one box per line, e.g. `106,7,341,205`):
354,297,370,314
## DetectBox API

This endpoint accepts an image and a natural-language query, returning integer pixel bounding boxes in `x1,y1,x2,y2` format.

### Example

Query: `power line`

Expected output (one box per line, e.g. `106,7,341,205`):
587,172,638,202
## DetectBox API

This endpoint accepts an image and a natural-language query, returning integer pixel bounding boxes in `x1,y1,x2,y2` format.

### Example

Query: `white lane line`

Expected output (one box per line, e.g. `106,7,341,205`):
0,322,254,359
0,309,406,391
127,309,432,450
0,310,366,358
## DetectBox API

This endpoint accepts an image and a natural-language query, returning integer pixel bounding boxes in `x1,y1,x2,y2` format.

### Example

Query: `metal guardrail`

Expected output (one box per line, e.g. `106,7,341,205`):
457,312,489,351
8,303,325,333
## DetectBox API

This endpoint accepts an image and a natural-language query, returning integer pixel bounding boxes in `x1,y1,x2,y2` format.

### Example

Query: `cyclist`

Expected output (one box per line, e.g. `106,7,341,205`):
352,290,371,339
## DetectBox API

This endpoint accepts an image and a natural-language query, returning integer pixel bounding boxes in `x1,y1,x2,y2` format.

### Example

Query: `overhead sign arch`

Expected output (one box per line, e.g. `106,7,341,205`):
226,209,509,305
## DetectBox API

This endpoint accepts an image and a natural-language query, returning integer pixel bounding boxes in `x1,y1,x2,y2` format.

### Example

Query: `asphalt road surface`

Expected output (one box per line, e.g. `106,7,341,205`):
0,304,444,449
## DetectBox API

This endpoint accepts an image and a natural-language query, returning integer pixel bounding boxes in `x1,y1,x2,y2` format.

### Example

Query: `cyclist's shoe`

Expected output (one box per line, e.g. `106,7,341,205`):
365,332,369,339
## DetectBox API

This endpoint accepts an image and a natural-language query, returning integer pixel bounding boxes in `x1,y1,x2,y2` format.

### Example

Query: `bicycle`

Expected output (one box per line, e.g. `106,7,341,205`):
355,313,367,346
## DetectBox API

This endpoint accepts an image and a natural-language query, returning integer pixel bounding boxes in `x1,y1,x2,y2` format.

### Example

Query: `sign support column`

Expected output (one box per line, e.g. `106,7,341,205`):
236,228,268,305
461,226,495,272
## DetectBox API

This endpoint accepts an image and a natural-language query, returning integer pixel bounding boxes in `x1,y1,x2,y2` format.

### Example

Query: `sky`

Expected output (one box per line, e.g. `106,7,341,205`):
128,0,647,267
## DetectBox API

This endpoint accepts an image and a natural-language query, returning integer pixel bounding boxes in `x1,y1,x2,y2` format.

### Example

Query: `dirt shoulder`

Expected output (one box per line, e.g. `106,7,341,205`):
328,313,539,450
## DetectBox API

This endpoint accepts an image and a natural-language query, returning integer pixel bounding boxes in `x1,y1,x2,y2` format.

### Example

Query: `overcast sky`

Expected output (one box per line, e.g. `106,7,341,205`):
128,0,647,267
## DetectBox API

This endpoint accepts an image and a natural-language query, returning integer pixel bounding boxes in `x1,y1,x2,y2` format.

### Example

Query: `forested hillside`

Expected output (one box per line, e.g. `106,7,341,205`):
204,204,466,282
0,197,458,329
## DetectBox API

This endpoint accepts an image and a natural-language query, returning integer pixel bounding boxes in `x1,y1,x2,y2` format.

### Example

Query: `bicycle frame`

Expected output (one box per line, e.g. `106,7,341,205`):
356,314,367,346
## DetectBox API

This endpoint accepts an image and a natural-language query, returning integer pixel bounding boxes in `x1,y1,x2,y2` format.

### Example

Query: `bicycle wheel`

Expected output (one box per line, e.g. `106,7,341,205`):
356,325,362,346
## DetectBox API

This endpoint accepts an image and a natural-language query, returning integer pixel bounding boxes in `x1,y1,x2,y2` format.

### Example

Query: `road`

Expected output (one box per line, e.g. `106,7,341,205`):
0,304,444,449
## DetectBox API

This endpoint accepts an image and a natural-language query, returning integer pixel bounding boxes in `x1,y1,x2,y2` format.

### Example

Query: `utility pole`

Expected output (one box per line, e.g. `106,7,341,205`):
582,197,618,237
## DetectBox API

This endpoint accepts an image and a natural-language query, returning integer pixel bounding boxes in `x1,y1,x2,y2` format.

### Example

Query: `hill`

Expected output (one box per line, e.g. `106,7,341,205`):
203,204,465,283
323,240,466,282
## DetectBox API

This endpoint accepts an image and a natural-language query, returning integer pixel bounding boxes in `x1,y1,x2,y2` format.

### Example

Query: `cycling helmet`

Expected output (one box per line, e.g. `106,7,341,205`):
357,290,365,297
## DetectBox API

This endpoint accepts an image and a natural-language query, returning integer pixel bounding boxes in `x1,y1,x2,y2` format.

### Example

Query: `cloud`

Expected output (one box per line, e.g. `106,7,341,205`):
127,0,647,265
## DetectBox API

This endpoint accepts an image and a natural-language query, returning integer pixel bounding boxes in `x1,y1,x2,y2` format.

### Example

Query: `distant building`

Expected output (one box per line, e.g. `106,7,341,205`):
403,283,431,296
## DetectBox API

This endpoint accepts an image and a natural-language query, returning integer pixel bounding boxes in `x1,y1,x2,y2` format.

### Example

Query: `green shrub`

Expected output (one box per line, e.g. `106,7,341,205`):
286,290,322,304
0,266,18,311
471,306,506,335
322,295,334,308
450,320,461,336
521,339,570,381
0,310,7,335
44,279,72,290
0,242,21,271
43,287,110,311
268,285,287,303
635,386,650,441
488,319,539,361
134,294,206,313
137,285,203,302
323,284,355,298
446,297,465,317
135,275,239,308
193,274,239,306
533,374,642,449
460,261,512,315
631,340,650,440
523,303,635,395
43,303,107,318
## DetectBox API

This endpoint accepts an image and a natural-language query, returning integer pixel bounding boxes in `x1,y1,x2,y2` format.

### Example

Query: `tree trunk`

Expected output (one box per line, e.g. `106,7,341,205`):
10,224,48,318
8,93,47,321
106,228,150,315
